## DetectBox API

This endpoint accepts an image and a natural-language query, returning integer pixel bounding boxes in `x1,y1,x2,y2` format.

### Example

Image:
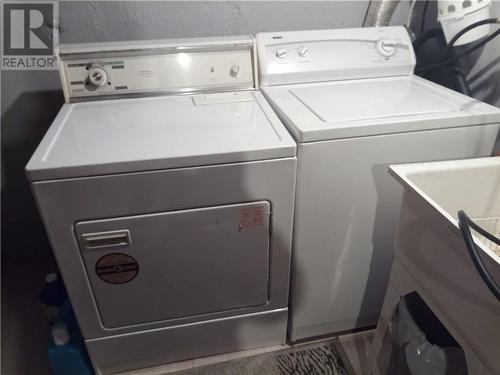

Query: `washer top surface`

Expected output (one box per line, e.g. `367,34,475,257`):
26,90,296,180
262,76,500,143
291,77,457,122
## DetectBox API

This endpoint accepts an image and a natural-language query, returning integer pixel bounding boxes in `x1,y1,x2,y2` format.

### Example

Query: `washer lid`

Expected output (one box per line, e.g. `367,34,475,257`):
262,76,500,143
26,90,296,180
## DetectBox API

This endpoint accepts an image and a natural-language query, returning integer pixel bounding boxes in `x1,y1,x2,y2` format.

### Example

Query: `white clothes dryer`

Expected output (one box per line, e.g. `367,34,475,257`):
27,36,296,374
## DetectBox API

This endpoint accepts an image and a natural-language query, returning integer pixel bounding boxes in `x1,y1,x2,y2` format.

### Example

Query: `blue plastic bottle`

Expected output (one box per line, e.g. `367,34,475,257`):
48,322,93,375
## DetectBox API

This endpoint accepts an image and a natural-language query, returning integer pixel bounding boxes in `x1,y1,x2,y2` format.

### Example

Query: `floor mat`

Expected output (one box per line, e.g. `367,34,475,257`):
175,340,355,375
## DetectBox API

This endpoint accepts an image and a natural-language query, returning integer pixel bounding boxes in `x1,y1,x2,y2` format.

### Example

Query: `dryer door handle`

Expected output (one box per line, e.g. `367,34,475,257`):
81,230,131,250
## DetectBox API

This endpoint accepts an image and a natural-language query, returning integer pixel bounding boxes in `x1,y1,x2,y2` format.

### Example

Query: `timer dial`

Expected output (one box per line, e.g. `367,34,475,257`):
377,39,397,57
88,66,108,87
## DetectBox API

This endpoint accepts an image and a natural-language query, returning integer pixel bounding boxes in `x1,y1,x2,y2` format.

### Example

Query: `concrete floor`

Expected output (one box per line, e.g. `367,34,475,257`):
338,330,374,375
1,253,374,375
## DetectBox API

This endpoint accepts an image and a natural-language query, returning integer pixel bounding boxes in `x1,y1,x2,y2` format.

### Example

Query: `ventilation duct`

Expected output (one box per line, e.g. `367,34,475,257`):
363,0,401,27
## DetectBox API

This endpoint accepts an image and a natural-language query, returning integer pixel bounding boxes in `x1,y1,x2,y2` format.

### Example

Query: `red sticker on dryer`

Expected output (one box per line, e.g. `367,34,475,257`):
239,205,266,229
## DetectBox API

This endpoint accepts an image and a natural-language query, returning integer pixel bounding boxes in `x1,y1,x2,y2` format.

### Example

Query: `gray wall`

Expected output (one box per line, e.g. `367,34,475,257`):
1,1,499,258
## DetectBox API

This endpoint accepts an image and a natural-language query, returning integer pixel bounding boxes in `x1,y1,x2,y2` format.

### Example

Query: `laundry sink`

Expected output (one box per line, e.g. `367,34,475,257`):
389,156,500,374
391,156,500,262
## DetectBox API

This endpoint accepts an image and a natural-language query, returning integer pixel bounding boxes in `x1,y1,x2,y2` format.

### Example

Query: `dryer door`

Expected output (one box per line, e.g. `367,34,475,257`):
75,201,271,328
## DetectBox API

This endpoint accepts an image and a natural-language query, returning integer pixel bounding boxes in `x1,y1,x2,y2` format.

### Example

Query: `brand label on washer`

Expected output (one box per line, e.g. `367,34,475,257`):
95,253,139,284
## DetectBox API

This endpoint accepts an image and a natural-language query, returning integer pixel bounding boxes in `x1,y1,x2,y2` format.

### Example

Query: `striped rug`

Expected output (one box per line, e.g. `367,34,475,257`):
176,340,355,375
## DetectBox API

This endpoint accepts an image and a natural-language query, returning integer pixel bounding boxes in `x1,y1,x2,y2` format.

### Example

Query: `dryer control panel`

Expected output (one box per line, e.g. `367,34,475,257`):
58,36,257,102
257,26,416,86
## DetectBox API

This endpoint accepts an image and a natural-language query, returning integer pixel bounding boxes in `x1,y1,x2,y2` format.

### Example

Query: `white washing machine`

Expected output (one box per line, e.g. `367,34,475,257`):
256,26,500,341
27,36,296,374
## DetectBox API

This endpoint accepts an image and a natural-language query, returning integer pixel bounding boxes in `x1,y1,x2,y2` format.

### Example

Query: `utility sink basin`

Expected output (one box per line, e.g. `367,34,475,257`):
389,156,500,374
391,156,500,262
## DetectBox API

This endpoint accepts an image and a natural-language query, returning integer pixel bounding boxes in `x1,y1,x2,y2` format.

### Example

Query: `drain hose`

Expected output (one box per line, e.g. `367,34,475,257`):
458,210,500,302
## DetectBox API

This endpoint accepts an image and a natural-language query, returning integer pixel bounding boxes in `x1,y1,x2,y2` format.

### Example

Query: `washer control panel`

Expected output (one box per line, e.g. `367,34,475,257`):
59,37,256,102
257,26,415,86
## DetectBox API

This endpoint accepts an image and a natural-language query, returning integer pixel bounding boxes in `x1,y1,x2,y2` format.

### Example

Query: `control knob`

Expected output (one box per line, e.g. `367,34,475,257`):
297,46,309,57
88,66,108,87
377,39,397,57
275,48,288,59
230,64,240,77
